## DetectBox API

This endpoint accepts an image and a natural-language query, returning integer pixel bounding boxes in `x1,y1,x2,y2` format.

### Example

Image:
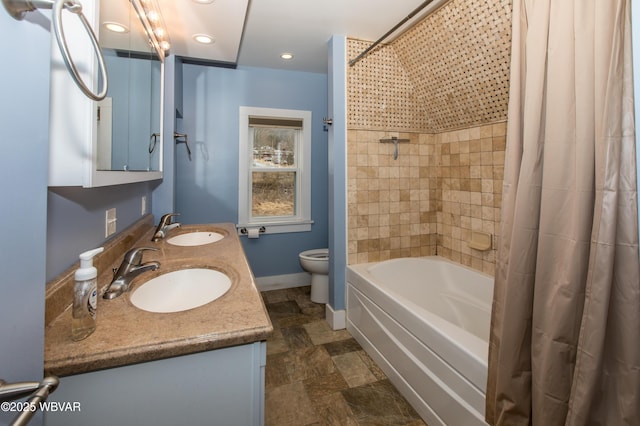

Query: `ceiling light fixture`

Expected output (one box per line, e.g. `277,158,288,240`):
131,0,171,56
280,53,294,60
193,34,215,44
103,22,129,33
146,10,160,23
192,0,215,3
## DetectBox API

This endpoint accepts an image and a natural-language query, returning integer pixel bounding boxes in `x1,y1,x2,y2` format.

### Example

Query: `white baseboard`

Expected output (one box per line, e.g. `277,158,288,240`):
326,304,346,330
255,272,311,292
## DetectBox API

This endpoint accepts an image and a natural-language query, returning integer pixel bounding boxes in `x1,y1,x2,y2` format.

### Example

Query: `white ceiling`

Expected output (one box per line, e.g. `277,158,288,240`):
152,0,446,73
156,0,249,65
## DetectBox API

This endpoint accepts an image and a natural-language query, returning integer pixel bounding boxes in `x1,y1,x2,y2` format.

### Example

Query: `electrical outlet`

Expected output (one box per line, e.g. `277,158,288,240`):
141,196,147,215
105,208,117,238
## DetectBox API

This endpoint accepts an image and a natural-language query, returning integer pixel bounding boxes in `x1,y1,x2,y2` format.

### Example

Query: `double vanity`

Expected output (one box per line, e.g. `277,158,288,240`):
44,216,273,425
37,0,274,422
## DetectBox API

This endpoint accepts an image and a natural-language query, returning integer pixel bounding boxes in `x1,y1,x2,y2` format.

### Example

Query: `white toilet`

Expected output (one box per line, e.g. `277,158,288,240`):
298,248,329,303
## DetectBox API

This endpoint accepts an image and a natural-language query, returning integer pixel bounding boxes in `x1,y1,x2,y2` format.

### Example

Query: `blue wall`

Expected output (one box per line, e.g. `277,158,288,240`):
0,11,163,420
47,184,154,281
327,36,348,312
1,8,50,424
176,64,329,277
46,56,178,284
47,53,172,281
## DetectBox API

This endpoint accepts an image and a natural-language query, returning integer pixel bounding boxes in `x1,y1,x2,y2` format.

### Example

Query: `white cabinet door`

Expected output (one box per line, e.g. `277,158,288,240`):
45,342,266,426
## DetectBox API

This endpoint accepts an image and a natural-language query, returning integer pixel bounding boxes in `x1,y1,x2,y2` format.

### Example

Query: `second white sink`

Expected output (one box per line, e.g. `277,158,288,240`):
167,231,224,246
130,268,231,313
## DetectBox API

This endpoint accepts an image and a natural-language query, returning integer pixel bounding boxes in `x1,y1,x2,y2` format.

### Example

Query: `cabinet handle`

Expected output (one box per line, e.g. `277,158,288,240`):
149,133,160,154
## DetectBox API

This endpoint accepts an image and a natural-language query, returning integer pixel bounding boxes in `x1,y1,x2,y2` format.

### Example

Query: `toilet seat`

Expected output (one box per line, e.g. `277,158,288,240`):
303,252,328,260
299,249,329,261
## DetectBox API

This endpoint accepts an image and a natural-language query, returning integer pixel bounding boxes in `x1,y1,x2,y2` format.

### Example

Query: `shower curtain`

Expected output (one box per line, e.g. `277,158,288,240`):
486,0,640,425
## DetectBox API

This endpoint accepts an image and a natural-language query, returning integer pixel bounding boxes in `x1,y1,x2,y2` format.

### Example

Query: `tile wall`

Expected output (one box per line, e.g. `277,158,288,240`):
393,0,512,132
346,0,512,275
435,122,506,275
347,130,437,265
347,39,430,132
347,123,506,275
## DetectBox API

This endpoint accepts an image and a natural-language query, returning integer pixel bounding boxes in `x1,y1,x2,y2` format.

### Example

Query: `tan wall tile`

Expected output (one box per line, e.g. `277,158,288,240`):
345,0,512,276
347,123,507,276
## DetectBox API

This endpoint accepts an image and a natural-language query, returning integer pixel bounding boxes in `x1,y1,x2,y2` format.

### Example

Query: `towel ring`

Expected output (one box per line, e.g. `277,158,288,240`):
52,0,108,101
2,0,108,101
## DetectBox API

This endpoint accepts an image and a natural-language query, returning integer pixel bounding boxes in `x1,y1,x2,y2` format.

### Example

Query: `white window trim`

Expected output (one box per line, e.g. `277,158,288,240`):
238,106,313,234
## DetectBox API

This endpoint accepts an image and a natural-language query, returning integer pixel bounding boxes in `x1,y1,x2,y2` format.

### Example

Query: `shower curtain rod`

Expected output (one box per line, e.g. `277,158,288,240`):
349,0,438,67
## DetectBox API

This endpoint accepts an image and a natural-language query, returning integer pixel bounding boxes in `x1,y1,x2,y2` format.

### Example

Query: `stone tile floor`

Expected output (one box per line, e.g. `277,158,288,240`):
262,286,426,426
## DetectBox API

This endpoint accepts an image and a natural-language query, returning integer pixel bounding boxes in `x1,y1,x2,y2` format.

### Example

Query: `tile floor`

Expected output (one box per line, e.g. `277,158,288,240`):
262,286,427,426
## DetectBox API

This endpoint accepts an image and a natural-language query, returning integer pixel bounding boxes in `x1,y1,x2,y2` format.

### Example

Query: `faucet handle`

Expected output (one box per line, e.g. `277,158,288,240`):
123,247,159,266
159,213,180,225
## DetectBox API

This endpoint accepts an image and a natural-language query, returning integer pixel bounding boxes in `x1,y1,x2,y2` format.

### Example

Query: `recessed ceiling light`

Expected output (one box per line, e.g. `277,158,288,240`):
280,53,294,60
192,0,215,3
103,22,129,33
193,34,215,44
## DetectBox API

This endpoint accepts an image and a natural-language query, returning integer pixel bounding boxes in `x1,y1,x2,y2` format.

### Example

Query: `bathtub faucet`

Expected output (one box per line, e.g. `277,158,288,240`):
152,213,181,242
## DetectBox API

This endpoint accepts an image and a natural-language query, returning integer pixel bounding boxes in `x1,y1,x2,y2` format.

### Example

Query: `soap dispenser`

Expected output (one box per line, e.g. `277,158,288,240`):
72,247,104,341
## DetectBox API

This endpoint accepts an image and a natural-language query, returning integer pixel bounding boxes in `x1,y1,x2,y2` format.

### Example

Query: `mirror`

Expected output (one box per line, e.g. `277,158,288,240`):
97,0,164,172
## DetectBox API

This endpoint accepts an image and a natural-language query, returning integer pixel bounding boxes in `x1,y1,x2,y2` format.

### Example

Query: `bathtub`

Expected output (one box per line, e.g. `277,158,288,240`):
346,256,493,426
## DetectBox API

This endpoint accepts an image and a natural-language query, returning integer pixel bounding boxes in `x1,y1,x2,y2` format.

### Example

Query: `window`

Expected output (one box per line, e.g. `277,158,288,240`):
238,107,313,233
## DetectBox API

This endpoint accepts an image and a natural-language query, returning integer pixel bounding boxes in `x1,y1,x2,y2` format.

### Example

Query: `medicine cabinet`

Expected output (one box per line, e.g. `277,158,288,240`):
49,0,164,187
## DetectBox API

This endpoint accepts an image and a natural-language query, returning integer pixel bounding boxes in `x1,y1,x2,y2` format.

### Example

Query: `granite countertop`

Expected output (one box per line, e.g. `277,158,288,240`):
44,222,273,377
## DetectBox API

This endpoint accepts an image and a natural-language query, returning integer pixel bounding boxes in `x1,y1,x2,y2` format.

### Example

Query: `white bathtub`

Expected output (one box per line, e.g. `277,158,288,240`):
346,256,493,426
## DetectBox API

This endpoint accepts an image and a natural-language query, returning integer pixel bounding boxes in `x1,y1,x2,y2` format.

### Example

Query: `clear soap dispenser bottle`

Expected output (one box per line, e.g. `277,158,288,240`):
72,247,104,341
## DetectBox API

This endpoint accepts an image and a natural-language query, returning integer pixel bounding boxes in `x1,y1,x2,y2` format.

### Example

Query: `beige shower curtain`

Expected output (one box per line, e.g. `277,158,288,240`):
486,0,640,425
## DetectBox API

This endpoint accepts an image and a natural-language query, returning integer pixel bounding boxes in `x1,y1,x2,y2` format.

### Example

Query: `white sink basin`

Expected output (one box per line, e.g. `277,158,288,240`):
167,231,224,246
130,268,231,313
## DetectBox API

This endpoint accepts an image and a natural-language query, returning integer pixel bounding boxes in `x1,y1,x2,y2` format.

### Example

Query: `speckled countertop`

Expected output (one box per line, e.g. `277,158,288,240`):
44,221,273,377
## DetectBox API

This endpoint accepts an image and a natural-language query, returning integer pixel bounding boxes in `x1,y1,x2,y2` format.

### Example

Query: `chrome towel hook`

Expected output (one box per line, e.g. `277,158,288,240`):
2,0,108,101
174,132,192,160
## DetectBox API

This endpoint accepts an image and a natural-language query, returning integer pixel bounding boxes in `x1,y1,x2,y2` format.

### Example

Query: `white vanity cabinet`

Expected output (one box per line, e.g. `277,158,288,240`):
48,0,163,187
44,341,266,426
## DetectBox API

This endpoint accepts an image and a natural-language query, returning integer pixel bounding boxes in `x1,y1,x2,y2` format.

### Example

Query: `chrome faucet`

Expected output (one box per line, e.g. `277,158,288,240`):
152,213,181,242
103,247,160,300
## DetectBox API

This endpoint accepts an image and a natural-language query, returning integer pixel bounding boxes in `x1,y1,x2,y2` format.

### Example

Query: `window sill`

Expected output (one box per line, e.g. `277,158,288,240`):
236,220,314,235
